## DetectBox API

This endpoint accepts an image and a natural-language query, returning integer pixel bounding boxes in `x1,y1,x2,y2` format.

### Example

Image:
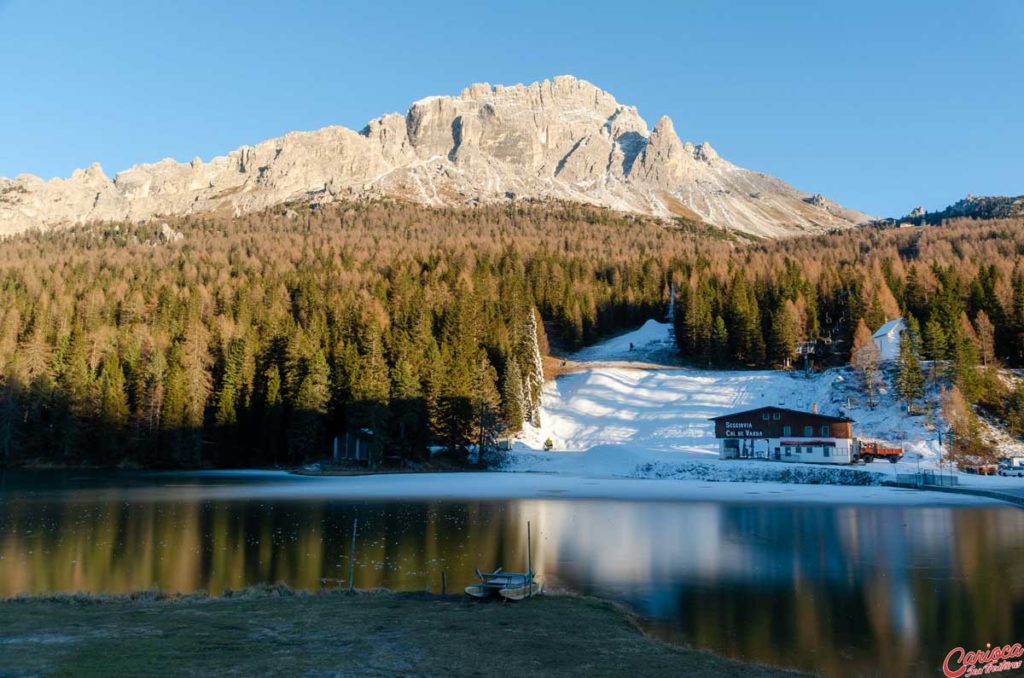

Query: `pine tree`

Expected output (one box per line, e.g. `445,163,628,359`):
180,321,211,430
260,363,284,463
471,355,502,466
951,335,981,403
215,338,245,426
767,300,797,368
295,348,331,413
351,327,390,466
98,353,129,427
0,373,21,461
289,346,331,462
161,345,189,430
501,358,525,433
352,327,390,407
389,343,426,459
711,315,729,366
923,318,948,362
139,344,167,441
1013,271,1024,364
904,315,922,353
682,284,712,361
896,330,924,411
520,308,545,427
864,291,887,333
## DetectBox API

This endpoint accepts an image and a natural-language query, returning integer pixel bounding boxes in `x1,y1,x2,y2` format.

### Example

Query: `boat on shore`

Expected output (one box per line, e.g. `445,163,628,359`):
466,523,542,600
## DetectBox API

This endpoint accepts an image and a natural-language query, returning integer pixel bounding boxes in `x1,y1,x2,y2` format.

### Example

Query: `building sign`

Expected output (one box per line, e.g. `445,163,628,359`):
724,422,764,438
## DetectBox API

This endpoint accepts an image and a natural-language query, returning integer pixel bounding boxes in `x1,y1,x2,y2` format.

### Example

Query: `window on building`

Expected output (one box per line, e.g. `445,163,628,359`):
821,425,830,437
804,425,814,437
763,412,770,421
783,425,791,437
772,412,781,421
784,446,791,455
824,447,830,457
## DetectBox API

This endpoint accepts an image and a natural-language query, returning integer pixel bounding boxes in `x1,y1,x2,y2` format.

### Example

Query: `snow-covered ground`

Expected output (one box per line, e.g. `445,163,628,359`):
570,318,678,363
506,319,1024,496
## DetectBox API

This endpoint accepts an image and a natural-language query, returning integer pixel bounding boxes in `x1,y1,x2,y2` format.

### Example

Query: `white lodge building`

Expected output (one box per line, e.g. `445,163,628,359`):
710,406,855,464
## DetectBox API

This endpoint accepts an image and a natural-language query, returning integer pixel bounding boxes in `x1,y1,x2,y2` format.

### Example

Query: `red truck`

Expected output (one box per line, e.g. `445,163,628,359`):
855,440,903,464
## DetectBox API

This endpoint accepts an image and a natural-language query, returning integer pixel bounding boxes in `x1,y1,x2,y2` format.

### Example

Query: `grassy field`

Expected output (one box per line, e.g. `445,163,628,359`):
0,588,806,677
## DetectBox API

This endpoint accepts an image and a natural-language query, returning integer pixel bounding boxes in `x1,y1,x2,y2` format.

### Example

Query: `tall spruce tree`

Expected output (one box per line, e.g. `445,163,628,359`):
767,301,797,368
501,358,525,434
710,315,729,366
896,330,924,411
923,319,948,362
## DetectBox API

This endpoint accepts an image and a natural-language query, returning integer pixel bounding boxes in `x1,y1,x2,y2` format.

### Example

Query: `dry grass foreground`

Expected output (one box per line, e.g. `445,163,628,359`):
0,587,808,677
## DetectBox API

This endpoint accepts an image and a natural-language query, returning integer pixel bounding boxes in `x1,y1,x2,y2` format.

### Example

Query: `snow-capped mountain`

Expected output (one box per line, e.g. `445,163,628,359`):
0,76,872,237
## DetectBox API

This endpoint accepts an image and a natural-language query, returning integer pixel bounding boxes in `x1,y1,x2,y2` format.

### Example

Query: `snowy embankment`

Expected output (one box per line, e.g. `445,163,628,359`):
504,319,1022,494
121,470,990,506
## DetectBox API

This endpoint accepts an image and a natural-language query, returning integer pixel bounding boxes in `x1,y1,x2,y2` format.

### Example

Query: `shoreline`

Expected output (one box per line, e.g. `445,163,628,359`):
0,587,807,677
1,467,1003,507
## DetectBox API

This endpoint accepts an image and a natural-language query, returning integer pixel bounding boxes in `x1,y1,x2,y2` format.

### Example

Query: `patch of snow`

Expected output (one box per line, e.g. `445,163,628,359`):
505,320,1024,496
570,319,675,363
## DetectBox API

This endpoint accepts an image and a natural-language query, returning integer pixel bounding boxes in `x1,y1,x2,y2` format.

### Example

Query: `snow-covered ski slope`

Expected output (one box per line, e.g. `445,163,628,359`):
508,319,991,484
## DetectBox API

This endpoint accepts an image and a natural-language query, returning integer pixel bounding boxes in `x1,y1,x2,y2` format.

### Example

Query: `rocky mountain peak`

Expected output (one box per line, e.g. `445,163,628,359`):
0,75,872,237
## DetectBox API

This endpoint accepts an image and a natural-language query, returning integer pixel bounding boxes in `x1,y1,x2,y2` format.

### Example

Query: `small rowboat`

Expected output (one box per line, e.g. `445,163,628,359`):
465,568,541,599
499,580,543,601
466,522,542,601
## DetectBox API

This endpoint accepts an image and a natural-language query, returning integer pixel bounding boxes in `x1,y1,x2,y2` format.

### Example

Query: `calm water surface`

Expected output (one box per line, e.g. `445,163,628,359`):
1,470,1022,676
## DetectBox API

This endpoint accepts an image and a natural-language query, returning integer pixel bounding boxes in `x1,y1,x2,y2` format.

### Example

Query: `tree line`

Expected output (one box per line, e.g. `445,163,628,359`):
0,201,684,467
1,200,1022,467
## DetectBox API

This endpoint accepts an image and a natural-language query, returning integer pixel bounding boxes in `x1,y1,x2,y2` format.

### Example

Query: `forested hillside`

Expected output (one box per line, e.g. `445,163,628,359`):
1,199,1023,467
0,201,685,467
672,218,1024,461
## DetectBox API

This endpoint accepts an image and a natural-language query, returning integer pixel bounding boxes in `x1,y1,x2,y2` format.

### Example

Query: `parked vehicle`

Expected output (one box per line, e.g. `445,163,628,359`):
999,458,1024,477
963,464,999,476
855,440,903,464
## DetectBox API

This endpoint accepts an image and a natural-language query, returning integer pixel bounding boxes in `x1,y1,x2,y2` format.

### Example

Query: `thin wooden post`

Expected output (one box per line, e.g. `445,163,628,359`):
348,518,358,593
441,570,447,595
527,521,533,598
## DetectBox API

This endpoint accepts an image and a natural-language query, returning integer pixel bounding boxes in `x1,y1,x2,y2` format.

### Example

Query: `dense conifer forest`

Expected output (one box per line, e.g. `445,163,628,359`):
0,199,1022,467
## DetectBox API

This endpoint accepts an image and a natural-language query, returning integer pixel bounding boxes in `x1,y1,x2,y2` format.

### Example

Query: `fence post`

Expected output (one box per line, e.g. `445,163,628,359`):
348,518,358,593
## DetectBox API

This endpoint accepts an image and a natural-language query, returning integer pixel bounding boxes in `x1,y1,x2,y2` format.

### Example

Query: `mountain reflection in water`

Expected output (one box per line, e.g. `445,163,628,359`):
1,471,1021,675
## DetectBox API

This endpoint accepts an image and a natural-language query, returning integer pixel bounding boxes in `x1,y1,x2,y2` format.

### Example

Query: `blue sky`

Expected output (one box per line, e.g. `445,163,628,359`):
1,0,1021,217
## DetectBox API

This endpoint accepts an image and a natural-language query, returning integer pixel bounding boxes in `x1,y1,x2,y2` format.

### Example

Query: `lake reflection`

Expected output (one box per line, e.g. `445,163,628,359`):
1,471,1022,676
